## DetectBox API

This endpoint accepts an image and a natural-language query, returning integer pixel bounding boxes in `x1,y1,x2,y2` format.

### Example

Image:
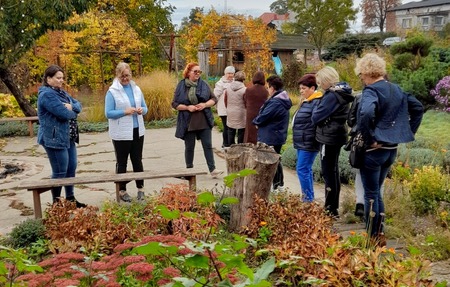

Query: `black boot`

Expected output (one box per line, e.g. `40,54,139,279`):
354,203,364,217
66,196,87,208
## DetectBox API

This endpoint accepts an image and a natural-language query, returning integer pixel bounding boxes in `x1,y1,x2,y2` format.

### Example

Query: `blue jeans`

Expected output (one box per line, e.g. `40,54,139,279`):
44,141,77,202
184,128,215,172
296,149,318,202
360,148,397,236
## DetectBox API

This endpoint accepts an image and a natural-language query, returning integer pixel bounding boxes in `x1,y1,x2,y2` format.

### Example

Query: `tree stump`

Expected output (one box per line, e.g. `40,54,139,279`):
225,143,280,232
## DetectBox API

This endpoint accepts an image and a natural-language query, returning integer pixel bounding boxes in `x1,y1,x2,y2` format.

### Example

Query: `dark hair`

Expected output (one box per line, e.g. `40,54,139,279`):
266,75,283,90
297,74,317,89
252,71,265,85
43,65,64,86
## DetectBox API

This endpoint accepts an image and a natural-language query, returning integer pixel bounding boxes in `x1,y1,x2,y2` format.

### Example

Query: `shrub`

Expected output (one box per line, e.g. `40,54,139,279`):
135,71,178,121
397,145,444,171
5,219,46,248
0,94,26,118
408,166,449,215
281,61,307,91
431,75,450,112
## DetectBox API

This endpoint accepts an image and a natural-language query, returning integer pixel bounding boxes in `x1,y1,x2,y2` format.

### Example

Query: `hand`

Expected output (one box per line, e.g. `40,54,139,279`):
370,141,382,148
187,105,197,112
64,103,72,111
125,107,136,115
195,103,207,111
136,107,143,115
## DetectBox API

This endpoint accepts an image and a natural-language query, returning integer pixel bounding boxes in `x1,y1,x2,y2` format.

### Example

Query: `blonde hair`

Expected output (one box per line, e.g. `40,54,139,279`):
355,53,386,78
315,66,339,90
115,62,131,78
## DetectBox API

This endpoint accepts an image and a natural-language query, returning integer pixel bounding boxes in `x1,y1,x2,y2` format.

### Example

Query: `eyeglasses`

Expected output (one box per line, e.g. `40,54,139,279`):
192,70,202,75
120,74,132,79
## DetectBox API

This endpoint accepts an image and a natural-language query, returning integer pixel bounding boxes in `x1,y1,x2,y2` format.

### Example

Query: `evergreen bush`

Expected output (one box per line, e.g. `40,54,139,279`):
5,219,46,248
281,61,307,91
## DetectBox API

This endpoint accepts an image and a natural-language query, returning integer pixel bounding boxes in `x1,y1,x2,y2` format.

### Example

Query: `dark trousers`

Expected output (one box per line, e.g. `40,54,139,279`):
227,128,245,146
320,144,342,216
184,128,216,172
360,148,397,236
273,145,284,189
220,116,230,147
112,128,144,191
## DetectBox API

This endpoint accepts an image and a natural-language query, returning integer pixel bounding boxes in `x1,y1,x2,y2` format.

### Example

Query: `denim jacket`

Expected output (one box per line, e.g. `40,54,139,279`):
357,80,423,146
37,85,81,149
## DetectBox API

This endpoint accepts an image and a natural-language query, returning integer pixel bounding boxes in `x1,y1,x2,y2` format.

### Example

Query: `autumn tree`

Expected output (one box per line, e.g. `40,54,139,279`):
361,0,401,32
182,11,276,77
180,7,204,29
285,0,357,60
0,0,95,116
270,0,289,14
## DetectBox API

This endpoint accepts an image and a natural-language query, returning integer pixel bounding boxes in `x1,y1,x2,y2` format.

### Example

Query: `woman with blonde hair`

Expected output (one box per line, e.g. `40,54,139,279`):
105,62,148,202
312,66,354,217
355,53,423,244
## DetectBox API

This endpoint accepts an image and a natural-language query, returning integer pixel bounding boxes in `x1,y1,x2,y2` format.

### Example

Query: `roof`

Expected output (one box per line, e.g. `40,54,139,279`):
271,34,315,50
259,12,289,25
389,0,450,11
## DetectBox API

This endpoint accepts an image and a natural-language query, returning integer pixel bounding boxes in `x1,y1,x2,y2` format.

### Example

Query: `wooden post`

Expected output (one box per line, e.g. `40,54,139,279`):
226,143,279,231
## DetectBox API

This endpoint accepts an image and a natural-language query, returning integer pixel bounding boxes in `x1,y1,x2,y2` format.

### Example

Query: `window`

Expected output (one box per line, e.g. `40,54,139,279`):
422,17,429,26
435,16,445,26
402,18,412,28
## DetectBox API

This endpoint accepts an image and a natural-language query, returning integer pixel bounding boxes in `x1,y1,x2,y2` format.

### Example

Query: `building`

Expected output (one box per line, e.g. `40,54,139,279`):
387,0,450,32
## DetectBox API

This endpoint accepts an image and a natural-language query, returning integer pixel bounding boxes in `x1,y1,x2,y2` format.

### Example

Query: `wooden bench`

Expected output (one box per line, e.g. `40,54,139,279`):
0,116,39,137
18,169,208,218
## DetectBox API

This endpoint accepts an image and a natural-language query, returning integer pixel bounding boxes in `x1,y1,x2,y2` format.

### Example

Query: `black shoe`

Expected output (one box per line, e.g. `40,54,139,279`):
354,203,364,217
67,196,87,208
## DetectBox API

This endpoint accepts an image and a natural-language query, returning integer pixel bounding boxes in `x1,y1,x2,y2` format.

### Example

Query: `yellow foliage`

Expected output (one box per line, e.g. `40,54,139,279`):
134,71,178,121
0,94,26,117
182,12,276,78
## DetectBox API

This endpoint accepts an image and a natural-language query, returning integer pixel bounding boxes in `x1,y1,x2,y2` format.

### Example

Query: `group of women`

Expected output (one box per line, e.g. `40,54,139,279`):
37,52,423,244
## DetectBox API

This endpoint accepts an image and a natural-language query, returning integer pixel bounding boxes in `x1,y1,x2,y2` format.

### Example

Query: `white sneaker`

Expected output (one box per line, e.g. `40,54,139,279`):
210,169,224,179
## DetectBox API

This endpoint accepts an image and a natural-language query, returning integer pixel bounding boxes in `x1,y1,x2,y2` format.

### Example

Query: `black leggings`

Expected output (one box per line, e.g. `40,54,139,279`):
112,128,144,191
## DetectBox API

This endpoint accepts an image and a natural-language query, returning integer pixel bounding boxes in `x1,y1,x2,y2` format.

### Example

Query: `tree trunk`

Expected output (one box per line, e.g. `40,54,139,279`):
226,143,280,232
0,67,37,117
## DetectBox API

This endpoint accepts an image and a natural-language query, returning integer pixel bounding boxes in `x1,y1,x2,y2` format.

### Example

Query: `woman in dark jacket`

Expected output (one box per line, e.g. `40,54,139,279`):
253,75,292,190
355,53,423,244
292,74,323,202
312,66,354,217
243,71,269,144
172,62,223,178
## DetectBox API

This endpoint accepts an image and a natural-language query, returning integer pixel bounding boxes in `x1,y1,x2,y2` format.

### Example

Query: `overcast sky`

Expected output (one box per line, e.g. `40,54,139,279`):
168,0,362,31
166,0,409,32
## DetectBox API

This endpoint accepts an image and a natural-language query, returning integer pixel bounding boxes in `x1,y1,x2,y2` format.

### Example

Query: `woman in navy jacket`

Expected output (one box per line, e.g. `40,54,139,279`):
37,65,85,207
253,75,292,190
292,74,322,202
355,53,423,244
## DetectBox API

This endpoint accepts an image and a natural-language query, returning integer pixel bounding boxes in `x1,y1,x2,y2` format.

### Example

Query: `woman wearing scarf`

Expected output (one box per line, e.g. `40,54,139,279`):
172,62,223,179
292,74,323,202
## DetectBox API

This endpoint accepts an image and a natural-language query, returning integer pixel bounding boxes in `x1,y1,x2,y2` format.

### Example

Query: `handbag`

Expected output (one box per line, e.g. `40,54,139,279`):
348,132,365,169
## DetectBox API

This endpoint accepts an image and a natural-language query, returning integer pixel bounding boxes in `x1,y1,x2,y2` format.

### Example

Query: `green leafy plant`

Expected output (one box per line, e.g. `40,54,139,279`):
0,245,43,286
5,219,46,249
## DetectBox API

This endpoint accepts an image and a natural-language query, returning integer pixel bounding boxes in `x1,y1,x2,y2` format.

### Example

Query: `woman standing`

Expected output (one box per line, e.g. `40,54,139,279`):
292,74,323,202
37,65,85,207
243,71,268,144
225,71,246,145
355,53,423,243
253,75,292,190
213,66,235,148
172,62,223,178
105,62,148,202
312,67,354,217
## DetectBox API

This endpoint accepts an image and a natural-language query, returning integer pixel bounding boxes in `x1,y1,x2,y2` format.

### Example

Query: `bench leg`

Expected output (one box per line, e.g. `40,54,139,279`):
27,120,34,137
115,183,121,202
32,190,43,219
186,176,197,190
